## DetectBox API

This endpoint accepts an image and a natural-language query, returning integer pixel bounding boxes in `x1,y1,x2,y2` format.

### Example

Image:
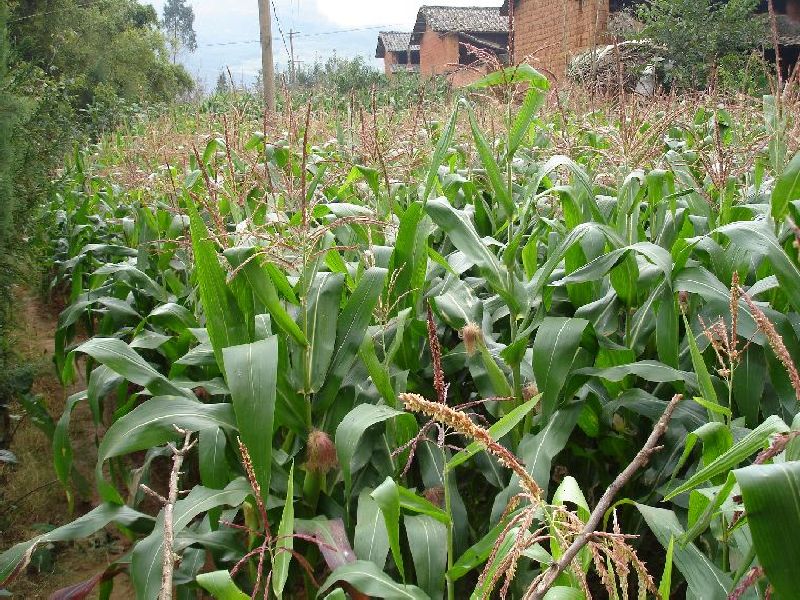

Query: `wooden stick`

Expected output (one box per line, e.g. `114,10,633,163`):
527,394,683,600
140,426,196,600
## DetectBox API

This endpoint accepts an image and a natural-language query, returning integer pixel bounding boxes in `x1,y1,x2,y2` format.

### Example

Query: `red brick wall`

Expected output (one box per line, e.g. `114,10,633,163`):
383,52,397,76
512,0,609,79
448,65,490,87
787,0,800,22
419,30,460,76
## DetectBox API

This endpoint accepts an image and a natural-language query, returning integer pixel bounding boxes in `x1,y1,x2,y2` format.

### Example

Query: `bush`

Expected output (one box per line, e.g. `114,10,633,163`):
634,0,767,90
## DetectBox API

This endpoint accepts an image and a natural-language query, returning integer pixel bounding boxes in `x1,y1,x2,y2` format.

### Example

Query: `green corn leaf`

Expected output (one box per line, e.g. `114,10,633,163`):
224,247,308,346
532,317,588,417
360,335,396,407
525,403,582,493
658,536,675,599
464,100,513,217
507,69,549,157
95,397,237,503
656,286,679,368
715,220,800,313
635,504,731,599
449,517,515,581
404,515,447,600
0,504,150,586
425,198,508,293
371,477,404,578
222,336,278,503
355,489,390,567
681,473,737,545
388,201,429,312
477,344,514,399
423,102,459,203
52,392,86,512
336,404,416,497
470,63,549,90
195,571,249,600
64,337,192,399
665,414,789,499
93,262,168,302
292,272,344,394
318,561,430,600
397,486,450,525
771,150,800,221
272,462,294,598
682,314,722,420
317,267,387,411
732,345,766,427
131,479,251,600
448,395,540,470
187,201,250,371
198,426,229,491
575,360,698,387
734,462,800,598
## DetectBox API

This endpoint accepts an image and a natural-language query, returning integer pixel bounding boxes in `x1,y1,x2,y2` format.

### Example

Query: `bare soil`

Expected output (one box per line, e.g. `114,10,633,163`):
1,287,136,598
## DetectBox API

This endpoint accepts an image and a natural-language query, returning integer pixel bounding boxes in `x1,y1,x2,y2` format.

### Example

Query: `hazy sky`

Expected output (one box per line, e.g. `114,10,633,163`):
147,0,501,87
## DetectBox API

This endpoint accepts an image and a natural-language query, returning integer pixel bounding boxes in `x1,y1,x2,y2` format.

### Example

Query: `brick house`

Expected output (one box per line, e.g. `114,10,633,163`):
504,0,800,80
765,1,800,77
375,32,420,76
501,0,614,79
411,6,510,87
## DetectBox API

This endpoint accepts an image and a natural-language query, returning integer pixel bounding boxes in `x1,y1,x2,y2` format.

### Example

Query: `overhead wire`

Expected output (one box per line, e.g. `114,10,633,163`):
270,0,292,61
197,24,403,48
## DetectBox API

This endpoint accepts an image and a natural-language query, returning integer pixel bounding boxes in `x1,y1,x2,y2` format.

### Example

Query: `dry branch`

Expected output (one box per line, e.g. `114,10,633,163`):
527,394,683,600
140,426,196,600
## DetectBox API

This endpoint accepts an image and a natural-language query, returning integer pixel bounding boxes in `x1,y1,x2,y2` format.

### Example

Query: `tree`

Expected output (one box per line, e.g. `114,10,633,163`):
215,70,230,94
0,3,22,245
162,0,197,63
634,0,766,89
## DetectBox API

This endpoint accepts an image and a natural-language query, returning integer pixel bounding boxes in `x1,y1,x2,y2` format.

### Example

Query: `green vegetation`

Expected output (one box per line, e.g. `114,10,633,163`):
0,0,194,443
1,59,799,598
162,0,197,63
635,0,768,89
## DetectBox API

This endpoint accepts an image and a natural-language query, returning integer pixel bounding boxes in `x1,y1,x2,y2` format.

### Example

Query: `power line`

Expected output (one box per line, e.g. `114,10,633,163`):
270,0,292,62
197,24,404,48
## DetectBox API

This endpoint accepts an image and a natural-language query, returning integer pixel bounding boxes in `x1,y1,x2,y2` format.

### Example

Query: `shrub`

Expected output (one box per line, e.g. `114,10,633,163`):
634,0,767,90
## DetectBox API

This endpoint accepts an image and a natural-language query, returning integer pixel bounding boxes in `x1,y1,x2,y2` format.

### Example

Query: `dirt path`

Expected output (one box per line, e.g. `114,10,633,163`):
1,288,135,598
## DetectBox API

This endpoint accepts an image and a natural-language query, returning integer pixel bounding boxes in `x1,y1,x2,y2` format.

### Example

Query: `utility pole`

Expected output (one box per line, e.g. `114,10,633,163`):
289,29,298,85
257,0,276,112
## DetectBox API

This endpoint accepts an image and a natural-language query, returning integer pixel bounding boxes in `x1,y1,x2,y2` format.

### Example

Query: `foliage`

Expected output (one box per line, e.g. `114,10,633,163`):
0,0,195,478
162,0,197,63
291,55,450,110
2,63,800,599
8,0,193,113
0,2,20,246
634,0,767,89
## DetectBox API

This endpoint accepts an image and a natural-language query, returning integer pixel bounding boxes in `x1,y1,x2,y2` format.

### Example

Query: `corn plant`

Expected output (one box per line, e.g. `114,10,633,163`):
1,68,800,600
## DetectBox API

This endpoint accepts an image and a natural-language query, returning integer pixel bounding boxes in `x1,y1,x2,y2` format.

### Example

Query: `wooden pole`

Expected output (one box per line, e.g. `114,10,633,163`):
257,0,276,111
289,29,297,85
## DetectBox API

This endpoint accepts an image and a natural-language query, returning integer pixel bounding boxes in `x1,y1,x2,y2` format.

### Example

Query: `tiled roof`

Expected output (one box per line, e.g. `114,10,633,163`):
459,31,508,53
776,14,800,47
376,31,415,58
413,6,509,37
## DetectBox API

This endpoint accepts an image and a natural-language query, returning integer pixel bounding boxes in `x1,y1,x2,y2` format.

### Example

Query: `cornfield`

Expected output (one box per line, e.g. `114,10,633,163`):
2,65,800,599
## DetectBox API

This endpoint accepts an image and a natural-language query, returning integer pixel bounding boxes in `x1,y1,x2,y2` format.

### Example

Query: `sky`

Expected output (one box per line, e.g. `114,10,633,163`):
147,0,501,88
